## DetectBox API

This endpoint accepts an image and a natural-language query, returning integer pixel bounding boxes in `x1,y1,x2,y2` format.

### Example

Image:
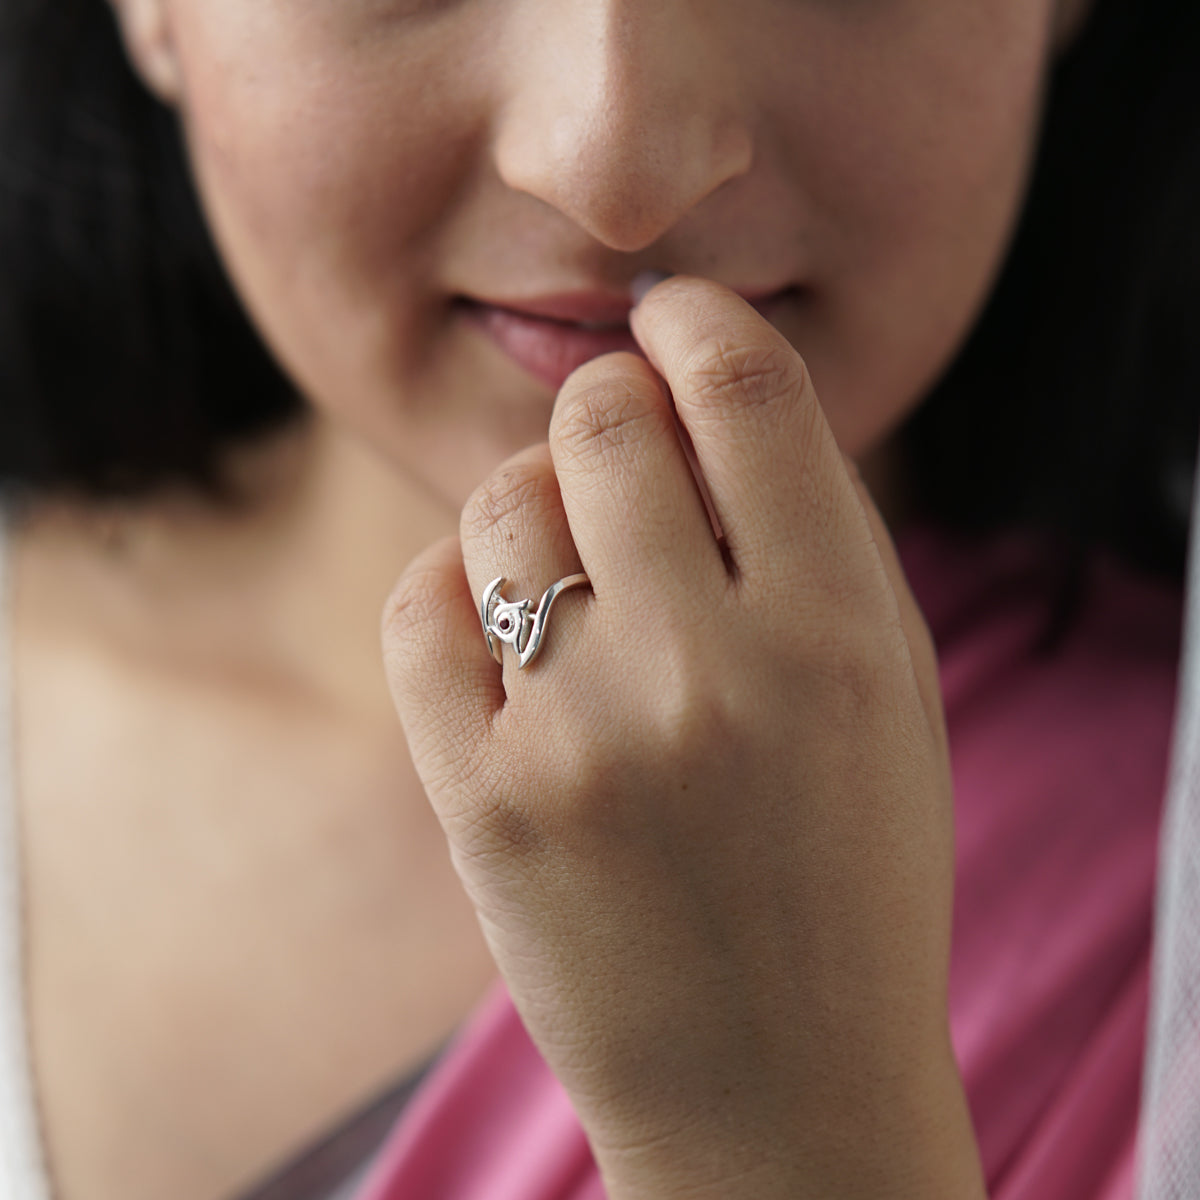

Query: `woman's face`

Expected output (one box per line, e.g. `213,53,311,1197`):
116,0,1088,508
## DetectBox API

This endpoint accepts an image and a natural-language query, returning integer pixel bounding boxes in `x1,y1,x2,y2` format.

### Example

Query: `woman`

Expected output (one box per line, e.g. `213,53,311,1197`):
1,0,1197,1195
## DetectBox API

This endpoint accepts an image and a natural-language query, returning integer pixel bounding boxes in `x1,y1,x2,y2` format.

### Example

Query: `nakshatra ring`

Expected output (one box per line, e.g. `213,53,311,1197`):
480,573,591,669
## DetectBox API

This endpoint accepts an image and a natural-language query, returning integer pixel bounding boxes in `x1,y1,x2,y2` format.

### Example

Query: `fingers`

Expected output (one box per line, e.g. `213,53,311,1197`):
459,442,590,690
630,277,866,591
548,352,726,603
388,277,938,749
451,351,731,698
381,534,504,792
630,276,945,744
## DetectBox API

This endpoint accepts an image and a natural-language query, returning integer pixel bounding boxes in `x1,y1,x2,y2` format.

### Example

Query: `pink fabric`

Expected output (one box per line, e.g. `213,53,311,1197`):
357,525,1183,1200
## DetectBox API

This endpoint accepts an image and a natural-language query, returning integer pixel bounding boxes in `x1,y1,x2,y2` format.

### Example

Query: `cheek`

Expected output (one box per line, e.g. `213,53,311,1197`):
798,7,1051,236
769,5,1054,452
167,5,487,395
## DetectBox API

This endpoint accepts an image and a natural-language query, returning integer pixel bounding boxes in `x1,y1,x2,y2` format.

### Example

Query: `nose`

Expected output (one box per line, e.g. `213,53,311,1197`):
493,3,755,253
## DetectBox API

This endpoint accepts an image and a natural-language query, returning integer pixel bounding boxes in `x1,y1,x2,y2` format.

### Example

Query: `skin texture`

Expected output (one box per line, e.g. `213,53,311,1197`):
96,0,1093,1194
113,0,1088,508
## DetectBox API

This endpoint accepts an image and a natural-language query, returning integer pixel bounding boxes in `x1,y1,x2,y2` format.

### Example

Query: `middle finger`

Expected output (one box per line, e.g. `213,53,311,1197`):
631,276,867,590
549,351,727,606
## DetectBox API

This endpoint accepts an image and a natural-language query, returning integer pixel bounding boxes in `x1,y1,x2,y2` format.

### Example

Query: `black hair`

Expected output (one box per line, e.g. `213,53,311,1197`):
0,0,303,503
901,0,1200,587
2,0,1197,586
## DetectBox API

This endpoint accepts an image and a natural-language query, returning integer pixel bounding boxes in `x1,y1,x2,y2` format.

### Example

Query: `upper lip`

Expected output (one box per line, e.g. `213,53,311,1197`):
463,285,792,326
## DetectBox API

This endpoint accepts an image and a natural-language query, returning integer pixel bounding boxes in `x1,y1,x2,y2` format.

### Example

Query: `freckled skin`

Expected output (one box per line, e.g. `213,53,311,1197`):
131,0,1075,508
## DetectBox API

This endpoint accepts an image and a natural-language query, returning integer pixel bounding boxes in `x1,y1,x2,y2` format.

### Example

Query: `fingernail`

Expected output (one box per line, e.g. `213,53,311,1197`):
630,270,672,307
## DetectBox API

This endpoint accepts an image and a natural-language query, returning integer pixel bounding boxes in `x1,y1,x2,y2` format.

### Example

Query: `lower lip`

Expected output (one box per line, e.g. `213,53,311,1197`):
459,302,639,391
459,290,795,392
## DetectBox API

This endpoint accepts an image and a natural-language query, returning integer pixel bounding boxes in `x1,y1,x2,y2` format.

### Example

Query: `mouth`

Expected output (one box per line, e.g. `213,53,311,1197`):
455,285,799,392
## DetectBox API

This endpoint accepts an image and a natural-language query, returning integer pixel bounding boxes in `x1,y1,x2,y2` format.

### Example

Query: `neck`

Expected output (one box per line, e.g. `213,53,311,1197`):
27,420,916,725
31,417,459,728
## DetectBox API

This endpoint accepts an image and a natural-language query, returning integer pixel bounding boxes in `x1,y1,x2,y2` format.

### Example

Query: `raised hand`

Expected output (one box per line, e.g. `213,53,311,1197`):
382,277,984,1199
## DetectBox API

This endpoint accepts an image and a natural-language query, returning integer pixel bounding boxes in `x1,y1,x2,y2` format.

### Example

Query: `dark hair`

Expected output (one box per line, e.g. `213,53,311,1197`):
0,0,303,503
901,0,1200,589
2,0,1197,581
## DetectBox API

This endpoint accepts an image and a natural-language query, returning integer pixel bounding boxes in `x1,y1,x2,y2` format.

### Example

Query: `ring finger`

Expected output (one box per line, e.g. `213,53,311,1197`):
459,441,589,692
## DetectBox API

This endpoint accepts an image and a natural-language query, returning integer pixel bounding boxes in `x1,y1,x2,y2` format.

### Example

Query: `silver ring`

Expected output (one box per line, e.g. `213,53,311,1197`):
480,573,591,669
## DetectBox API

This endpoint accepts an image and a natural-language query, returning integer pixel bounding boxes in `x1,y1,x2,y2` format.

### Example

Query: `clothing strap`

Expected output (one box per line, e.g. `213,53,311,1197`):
230,1055,437,1200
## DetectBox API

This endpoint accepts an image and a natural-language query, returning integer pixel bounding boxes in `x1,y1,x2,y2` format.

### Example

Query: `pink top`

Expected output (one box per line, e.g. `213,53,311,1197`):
357,525,1183,1200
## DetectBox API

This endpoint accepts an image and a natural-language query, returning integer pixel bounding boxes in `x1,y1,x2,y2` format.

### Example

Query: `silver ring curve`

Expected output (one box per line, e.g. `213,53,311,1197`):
480,573,591,669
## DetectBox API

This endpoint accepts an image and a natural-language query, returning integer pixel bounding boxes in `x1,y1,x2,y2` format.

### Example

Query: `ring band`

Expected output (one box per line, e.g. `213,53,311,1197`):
481,573,591,669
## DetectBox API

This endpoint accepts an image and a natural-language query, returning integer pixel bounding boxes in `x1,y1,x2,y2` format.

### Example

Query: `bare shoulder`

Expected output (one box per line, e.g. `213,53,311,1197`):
9,503,494,1200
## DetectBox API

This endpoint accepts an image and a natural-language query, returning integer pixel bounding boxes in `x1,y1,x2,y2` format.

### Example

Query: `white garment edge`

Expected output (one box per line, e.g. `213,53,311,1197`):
0,505,54,1199
1138,456,1200,1199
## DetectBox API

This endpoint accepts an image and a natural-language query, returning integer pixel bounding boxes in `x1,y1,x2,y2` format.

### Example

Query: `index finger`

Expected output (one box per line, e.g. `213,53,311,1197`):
630,276,867,591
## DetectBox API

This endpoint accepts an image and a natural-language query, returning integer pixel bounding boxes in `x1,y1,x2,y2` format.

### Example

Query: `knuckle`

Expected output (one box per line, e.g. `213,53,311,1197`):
683,336,805,422
439,741,578,869
445,788,549,867
380,572,462,695
381,566,456,650
802,613,911,715
461,462,559,541
552,377,670,465
639,633,749,758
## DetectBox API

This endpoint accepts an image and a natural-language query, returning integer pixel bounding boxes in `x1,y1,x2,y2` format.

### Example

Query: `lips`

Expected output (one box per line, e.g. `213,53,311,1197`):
458,297,639,392
458,286,795,392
